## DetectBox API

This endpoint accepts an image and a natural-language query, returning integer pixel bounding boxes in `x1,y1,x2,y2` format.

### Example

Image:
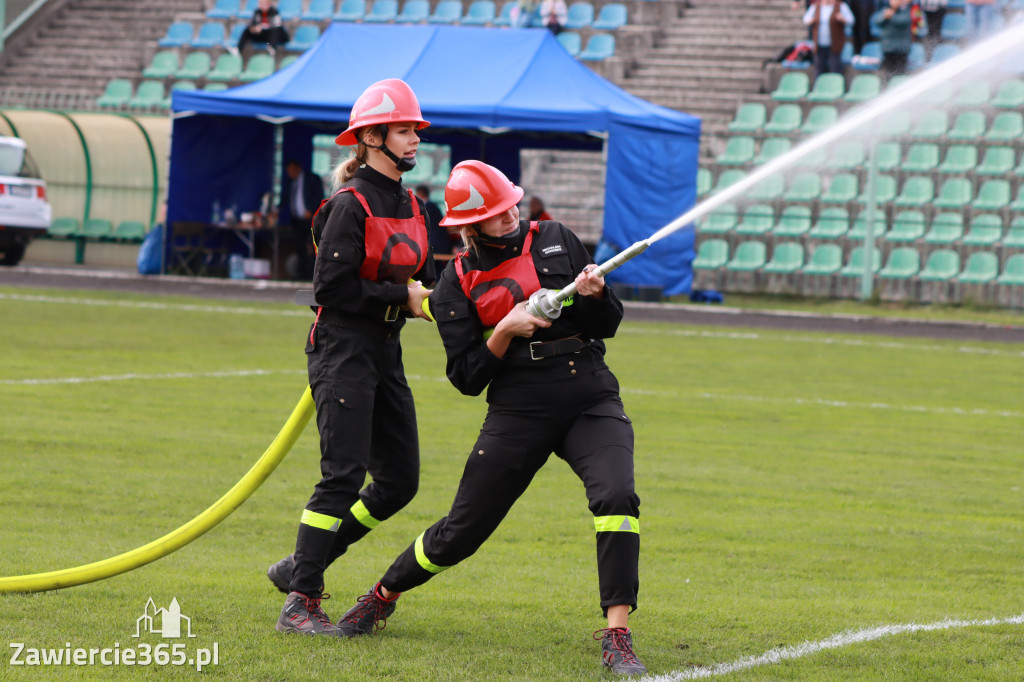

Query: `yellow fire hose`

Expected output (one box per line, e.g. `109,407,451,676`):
0,387,315,594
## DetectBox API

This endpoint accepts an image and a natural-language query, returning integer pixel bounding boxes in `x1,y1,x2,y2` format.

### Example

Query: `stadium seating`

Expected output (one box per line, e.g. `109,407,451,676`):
302,0,336,21
783,172,821,203
143,51,180,79
941,12,967,40
207,53,243,81
579,34,615,61
972,180,1011,212
335,0,367,21
204,82,229,92
226,21,246,47
962,214,1003,246
725,241,766,272
771,72,809,101
286,25,321,51
48,217,80,238
128,80,164,109
807,73,844,103
114,220,148,241
711,169,745,195
763,104,801,134
893,176,935,208
907,43,925,72
592,3,627,30
208,0,240,19
875,142,901,172
763,242,804,274
856,174,896,205
696,167,711,198
886,210,926,242
1012,187,1024,213
556,31,581,57
693,239,728,270
937,145,977,174
747,175,784,202
947,111,986,141
802,243,842,275
163,80,196,108
239,53,275,81
493,0,515,26
826,141,865,170
957,252,998,283
278,0,302,20
715,136,754,165
879,247,920,279
997,254,1024,286
1004,218,1024,248
734,204,774,236
840,246,881,277
923,213,964,244
799,105,837,134
753,138,791,164
985,112,1024,143
177,52,212,80
428,0,463,23
809,207,849,239
82,218,114,239
975,147,1015,176
773,205,812,237
909,110,948,140
843,74,881,103
728,103,765,134
364,0,399,22
237,0,259,18
396,0,428,19
158,21,193,48
933,178,973,211
918,249,960,281
462,0,496,25
192,22,226,49
953,80,990,108
698,205,738,235
992,79,1024,109
902,143,939,173
930,43,960,65
820,174,858,204
564,1,593,29
848,212,887,240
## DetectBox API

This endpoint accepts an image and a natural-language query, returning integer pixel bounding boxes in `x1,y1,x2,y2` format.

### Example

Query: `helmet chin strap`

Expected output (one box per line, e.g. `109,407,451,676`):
370,127,416,173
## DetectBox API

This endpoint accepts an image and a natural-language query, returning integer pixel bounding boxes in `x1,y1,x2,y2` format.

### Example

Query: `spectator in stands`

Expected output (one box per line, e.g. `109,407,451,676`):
528,195,553,221
873,0,913,78
847,0,876,54
415,184,454,273
235,0,290,54
965,0,999,40
281,159,324,281
791,0,814,39
803,0,855,80
539,0,569,34
511,0,539,27
919,0,948,60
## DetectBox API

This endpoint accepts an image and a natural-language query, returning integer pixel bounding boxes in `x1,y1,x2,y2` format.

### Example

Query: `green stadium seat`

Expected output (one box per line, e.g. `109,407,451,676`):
204,82,229,92
207,53,243,81
716,136,755,165
96,78,133,107
763,103,802,134
711,169,745,195
794,147,827,169
278,55,299,71
163,80,196,108
773,205,812,237
697,167,711,198
114,220,148,241
826,140,865,170
985,112,1024,143
763,241,804,274
177,52,212,80
933,178,973,211
128,80,165,109
886,210,926,242
802,243,843,275
901,143,940,173
82,218,113,239
840,246,881,276
800,105,838,134
725,240,767,271
996,254,1024,286
879,110,910,137
909,110,948,139
48,216,80,238
820,173,858,204
843,74,881,103
886,74,910,91
924,212,964,245
952,80,991,108
807,73,845,102
734,204,775,236
879,247,920,279
893,176,934,208
754,138,792,164
239,53,275,82
747,174,784,202
875,142,901,172
957,251,998,283
771,72,809,101
991,79,1024,109
972,179,1011,212
698,205,738,235
918,249,960,281
962,214,1003,246
693,239,729,270
857,174,897,205
142,50,180,79
1011,187,1024,213
1004,217,1024,248
937,145,978,175
849,212,887,240
975,147,1015,176
947,110,986,141
783,172,821,202
728,103,766,134
809,207,850,239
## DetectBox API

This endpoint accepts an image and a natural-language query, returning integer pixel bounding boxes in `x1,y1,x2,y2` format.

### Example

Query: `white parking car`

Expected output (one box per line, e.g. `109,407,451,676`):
0,136,52,266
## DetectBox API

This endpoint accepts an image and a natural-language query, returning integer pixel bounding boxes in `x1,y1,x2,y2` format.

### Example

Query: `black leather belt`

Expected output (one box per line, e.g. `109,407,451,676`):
507,336,592,361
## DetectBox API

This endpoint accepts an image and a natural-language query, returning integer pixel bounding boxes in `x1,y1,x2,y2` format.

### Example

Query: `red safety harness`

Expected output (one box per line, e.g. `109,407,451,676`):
453,222,542,328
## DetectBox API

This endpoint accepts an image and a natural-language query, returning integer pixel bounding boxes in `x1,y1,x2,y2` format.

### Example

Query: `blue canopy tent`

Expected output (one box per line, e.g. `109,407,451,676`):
169,23,701,293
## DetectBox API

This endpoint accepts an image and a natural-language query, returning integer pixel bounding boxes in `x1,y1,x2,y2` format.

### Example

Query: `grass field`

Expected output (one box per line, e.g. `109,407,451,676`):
1,285,1022,681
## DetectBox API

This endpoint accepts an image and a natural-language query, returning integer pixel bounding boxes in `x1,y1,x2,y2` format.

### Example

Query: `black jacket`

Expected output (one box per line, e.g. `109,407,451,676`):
428,220,623,396
312,166,435,320
280,169,325,224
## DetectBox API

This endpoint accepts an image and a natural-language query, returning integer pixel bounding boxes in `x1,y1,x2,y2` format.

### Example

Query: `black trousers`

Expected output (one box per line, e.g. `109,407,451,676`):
849,0,875,55
290,315,420,597
881,51,908,79
290,218,315,281
238,25,289,50
381,349,641,613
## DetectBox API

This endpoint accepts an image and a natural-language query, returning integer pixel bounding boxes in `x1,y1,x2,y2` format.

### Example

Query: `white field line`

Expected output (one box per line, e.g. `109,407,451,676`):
644,613,1024,681
4,369,1018,420
4,292,1022,357
618,327,1024,358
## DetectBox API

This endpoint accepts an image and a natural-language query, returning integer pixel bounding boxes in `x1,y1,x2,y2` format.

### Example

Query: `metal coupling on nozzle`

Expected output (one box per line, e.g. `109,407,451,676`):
525,288,563,321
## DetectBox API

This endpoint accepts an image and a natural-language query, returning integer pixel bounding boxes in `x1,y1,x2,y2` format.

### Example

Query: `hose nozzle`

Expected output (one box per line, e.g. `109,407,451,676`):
525,288,563,321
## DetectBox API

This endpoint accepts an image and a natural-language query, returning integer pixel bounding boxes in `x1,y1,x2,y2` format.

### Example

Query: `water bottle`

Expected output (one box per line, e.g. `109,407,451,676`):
229,253,245,280
211,199,221,224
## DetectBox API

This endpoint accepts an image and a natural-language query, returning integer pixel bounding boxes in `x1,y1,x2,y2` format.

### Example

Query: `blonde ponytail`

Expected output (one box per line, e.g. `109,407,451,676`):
332,143,368,189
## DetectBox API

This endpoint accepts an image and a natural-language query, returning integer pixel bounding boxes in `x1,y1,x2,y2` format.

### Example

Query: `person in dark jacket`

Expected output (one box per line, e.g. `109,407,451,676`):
268,79,434,637
280,159,324,281
873,0,914,77
330,161,647,676
803,0,855,78
236,0,290,53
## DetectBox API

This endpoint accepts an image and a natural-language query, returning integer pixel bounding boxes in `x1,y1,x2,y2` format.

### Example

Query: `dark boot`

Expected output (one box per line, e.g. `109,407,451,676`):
334,583,399,637
594,627,648,676
275,591,340,636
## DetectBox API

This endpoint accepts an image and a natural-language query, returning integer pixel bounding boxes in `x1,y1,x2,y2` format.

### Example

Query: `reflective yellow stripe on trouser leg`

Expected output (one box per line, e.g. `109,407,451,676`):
594,515,640,534
350,499,382,530
414,532,450,574
300,509,342,532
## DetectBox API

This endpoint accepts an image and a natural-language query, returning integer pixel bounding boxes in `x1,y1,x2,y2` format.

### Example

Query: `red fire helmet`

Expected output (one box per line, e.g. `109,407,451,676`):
335,79,430,146
439,160,525,227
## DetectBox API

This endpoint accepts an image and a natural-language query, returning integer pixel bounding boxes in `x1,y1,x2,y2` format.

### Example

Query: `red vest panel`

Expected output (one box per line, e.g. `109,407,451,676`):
454,222,542,328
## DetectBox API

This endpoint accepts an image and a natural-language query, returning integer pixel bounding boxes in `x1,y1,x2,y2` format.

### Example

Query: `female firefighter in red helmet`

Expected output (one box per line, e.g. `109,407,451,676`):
331,161,647,675
270,78,435,636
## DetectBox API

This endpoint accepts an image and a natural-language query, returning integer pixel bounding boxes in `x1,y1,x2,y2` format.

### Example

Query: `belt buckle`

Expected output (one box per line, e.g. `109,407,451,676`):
529,341,544,361
383,305,400,322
